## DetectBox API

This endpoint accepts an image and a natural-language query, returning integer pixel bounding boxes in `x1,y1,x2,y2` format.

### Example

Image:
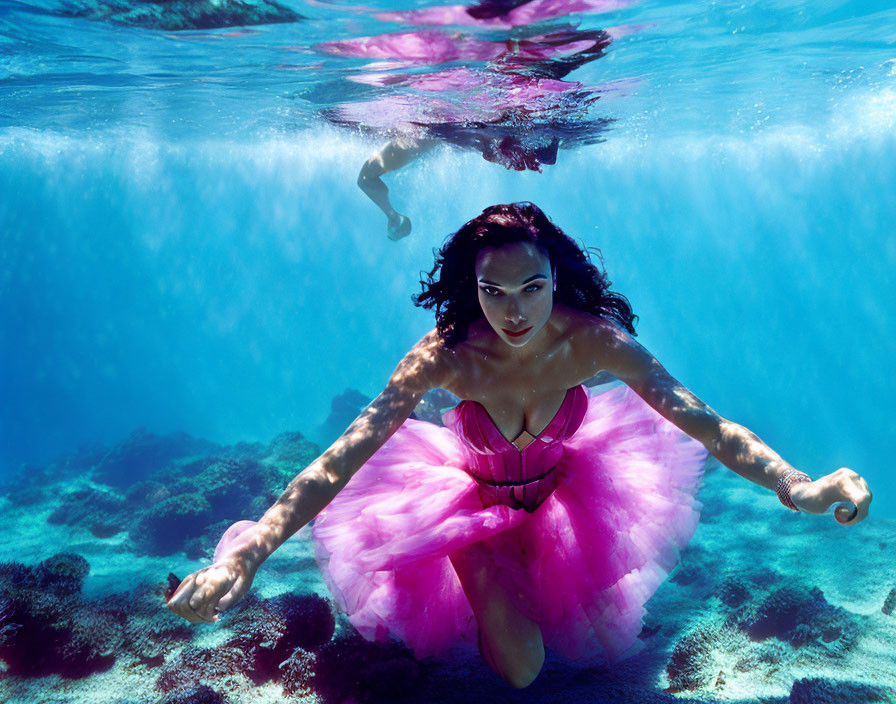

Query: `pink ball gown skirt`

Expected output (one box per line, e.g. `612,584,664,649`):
216,385,708,664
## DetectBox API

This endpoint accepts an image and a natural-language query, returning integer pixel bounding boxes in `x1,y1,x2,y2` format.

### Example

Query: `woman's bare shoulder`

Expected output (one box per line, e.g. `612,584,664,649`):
550,305,619,341
396,328,462,392
551,306,633,372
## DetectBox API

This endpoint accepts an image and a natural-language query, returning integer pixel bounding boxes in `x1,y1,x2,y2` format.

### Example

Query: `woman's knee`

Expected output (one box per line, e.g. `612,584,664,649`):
502,651,544,689
449,544,545,687
506,670,540,689
480,626,544,688
358,156,384,185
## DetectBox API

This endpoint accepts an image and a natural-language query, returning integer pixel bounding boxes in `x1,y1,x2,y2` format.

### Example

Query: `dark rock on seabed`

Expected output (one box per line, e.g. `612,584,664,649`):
881,584,896,615
161,683,232,704
319,387,372,444
33,552,91,596
739,584,857,652
309,632,422,703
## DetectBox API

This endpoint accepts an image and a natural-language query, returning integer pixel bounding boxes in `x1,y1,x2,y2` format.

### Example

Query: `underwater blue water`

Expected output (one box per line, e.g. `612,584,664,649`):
1,0,894,520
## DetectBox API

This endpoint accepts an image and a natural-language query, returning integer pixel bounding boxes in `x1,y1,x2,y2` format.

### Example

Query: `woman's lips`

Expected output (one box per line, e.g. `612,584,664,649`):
502,326,533,338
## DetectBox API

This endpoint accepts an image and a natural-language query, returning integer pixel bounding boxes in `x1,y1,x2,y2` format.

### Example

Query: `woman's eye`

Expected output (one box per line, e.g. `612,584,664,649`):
525,284,543,293
481,286,501,296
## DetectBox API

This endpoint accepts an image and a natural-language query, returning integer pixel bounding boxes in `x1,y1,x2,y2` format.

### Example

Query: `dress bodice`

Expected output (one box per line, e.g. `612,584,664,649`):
442,385,588,512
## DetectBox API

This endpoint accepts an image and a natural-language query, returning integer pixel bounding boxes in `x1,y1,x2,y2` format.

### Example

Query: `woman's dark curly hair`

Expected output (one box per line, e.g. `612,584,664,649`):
414,202,637,347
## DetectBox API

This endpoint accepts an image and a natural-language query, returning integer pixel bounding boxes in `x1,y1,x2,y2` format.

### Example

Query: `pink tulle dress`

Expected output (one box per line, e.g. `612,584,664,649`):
215,384,708,664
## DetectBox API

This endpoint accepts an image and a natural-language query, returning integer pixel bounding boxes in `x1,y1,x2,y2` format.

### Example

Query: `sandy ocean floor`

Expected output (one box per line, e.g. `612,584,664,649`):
1,428,894,704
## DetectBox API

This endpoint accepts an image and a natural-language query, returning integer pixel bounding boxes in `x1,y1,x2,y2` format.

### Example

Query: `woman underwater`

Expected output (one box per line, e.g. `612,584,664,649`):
168,202,872,688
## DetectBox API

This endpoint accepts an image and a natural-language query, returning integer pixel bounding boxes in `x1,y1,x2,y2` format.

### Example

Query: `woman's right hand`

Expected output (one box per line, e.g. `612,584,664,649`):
166,555,257,624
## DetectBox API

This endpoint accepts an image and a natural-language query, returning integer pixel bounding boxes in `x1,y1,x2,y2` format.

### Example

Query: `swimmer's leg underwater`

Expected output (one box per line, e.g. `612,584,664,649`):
357,137,437,240
449,542,545,689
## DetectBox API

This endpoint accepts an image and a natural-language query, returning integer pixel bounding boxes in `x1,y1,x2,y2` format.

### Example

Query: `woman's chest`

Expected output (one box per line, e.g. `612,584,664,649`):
446,367,575,443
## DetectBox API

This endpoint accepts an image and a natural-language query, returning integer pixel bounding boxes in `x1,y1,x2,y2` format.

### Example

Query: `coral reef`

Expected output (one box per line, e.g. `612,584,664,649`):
4,407,889,703
226,440,270,460
92,428,219,488
34,553,91,596
717,576,752,609
156,645,250,692
1,464,58,507
739,585,856,651
131,493,214,556
62,440,115,476
125,457,282,556
279,647,317,697
789,677,892,704
125,480,174,509
1,441,110,507
746,567,786,590
0,555,197,680
161,684,232,704
48,486,129,538
263,591,336,653
182,520,229,561
664,574,865,697
265,431,319,466
664,623,732,693
199,458,279,517
219,591,335,685
35,423,317,557
670,544,721,598
116,591,194,666
0,555,116,679
153,586,423,703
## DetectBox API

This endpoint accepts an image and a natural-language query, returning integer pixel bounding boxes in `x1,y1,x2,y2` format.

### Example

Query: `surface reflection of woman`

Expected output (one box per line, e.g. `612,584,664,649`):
319,28,618,238
168,203,871,687
376,0,637,29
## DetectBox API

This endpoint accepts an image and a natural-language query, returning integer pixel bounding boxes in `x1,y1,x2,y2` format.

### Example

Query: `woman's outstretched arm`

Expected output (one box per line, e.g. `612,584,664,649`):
167,330,453,623
574,318,872,525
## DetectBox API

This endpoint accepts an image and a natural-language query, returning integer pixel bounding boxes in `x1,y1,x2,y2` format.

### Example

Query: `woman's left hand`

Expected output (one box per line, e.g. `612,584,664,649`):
789,467,872,525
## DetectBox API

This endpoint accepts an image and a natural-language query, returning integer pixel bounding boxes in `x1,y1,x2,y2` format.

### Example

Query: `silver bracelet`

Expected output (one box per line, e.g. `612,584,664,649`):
775,469,812,512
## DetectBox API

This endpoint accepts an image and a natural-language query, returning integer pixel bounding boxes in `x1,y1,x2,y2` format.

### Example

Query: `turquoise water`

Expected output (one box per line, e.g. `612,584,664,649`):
1,0,895,701
3,0,893,512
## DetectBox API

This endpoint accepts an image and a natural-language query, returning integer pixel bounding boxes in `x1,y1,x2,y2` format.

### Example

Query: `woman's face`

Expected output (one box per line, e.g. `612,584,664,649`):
474,241,553,348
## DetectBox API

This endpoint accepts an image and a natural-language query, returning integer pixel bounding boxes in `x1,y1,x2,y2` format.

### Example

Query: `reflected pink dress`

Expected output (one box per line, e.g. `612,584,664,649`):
216,385,707,663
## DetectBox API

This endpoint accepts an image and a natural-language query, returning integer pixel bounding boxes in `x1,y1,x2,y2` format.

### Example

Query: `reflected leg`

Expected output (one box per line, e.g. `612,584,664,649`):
357,136,438,240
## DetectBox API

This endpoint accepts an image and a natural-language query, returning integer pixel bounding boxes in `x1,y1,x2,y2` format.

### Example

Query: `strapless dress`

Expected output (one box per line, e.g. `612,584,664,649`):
216,384,707,663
